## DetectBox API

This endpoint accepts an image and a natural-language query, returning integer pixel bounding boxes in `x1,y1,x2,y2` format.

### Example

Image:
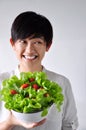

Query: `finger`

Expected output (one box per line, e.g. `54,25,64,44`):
22,118,46,129
30,118,46,128
34,118,46,126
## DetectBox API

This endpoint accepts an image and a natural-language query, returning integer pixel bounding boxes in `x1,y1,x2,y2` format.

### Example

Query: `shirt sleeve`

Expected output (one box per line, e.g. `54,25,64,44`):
62,78,79,130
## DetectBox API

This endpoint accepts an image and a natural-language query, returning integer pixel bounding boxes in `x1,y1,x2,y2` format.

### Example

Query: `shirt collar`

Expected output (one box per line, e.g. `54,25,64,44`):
14,65,46,78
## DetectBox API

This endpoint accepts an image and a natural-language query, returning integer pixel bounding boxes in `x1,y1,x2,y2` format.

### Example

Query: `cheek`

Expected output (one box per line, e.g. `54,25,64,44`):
13,47,22,57
13,45,23,53
12,45,19,51
39,48,46,57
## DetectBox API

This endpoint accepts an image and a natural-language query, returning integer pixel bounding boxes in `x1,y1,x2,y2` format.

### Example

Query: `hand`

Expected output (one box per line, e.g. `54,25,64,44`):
8,111,46,129
19,118,46,129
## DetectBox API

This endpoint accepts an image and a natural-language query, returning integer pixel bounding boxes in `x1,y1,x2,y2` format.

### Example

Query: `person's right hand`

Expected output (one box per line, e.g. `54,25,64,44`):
0,111,46,130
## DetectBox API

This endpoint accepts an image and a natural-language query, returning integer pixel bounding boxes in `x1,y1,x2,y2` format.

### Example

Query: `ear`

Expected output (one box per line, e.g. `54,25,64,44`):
10,38,14,46
46,42,52,52
10,38,16,51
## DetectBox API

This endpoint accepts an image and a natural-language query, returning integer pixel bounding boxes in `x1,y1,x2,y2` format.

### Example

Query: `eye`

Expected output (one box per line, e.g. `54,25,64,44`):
33,41,42,45
18,40,27,46
19,40,27,44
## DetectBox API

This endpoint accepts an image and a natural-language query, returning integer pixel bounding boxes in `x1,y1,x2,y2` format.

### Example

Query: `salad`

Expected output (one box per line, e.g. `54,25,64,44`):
0,72,64,117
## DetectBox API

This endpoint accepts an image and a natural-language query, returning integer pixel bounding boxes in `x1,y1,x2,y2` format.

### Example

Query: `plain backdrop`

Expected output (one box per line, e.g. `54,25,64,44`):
0,0,86,130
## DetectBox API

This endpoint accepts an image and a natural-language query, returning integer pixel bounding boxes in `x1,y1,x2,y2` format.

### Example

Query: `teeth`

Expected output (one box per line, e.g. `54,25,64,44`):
24,55,37,60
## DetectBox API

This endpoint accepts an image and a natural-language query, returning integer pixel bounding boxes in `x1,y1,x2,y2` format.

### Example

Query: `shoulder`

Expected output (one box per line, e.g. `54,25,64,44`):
0,70,15,83
44,67,72,91
44,69,75,104
44,68,70,84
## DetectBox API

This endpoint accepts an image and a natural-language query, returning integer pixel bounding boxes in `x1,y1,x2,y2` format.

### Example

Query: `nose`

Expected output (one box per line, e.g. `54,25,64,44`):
26,42,35,53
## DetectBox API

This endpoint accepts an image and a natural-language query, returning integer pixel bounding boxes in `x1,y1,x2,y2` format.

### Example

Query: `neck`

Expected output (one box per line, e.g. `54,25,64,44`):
19,64,43,72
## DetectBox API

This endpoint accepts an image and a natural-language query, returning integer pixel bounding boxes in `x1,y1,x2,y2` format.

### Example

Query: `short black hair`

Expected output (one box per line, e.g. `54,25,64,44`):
11,11,53,47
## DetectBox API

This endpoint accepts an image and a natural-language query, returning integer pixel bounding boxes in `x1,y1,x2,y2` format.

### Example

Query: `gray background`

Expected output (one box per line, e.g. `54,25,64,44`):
0,0,86,130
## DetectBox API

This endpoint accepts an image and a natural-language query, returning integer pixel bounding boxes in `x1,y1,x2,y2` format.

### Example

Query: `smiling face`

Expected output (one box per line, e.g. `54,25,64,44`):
10,37,51,72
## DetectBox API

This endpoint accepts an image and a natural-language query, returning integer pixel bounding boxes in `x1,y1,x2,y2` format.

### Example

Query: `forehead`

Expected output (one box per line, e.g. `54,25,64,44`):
20,36,46,41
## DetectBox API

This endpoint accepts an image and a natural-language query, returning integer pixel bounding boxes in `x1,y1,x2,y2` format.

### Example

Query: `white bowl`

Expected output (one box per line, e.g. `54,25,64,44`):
12,109,50,123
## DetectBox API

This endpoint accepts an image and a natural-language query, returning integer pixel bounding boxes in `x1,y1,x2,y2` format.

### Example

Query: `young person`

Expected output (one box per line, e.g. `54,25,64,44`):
0,11,78,130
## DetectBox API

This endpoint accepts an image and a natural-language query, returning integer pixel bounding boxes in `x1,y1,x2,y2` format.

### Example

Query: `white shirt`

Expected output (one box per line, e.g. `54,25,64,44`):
0,66,78,130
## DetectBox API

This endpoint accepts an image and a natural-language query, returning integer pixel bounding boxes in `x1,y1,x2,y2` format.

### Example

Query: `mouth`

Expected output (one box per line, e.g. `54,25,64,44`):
23,55,38,60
